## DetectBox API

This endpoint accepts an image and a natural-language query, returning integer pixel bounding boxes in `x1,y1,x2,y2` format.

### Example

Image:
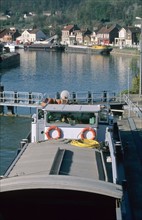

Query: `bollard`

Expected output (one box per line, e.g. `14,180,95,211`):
17,140,27,155
22,139,28,143
20,141,27,148
7,106,14,115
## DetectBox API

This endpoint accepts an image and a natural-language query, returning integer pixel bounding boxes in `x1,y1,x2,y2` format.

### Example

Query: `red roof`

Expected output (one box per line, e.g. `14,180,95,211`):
62,24,80,31
62,25,74,31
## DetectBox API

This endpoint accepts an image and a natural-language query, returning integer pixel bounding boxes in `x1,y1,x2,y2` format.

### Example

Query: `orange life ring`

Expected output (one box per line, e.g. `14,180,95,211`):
45,126,61,139
80,127,96,140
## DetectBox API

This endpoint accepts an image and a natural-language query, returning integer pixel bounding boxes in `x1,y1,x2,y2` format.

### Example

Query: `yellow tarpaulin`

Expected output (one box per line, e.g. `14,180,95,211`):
70,139,100,148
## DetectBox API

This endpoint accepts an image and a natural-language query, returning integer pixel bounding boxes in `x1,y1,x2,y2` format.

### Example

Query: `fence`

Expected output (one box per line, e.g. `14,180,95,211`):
122,94,142,118
0,91,43,106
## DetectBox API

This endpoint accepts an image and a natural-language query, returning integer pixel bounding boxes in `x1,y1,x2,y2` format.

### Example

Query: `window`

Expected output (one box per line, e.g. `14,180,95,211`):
46,112,96,125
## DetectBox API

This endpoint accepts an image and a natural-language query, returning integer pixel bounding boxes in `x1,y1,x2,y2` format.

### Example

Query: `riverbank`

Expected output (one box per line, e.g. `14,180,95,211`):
111,47,140,56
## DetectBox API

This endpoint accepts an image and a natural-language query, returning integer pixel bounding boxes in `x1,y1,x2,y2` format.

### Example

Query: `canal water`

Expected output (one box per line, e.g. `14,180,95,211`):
0,49,139,175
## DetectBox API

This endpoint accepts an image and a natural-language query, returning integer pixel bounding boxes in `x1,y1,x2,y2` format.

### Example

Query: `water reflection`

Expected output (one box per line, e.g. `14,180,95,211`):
21,50,37,75
1,50,139,94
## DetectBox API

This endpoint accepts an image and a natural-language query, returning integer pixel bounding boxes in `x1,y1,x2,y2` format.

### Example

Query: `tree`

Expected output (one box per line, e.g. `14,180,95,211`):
0,0,142,29
130,58,140,94
131,74,140,94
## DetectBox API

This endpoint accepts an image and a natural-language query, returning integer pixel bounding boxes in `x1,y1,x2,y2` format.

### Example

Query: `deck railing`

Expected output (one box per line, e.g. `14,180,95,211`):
0,90,124,107
122,94,142,118
0,91,43,106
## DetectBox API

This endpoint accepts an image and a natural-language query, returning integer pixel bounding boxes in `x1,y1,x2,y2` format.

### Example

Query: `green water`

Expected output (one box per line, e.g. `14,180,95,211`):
0,116,31,175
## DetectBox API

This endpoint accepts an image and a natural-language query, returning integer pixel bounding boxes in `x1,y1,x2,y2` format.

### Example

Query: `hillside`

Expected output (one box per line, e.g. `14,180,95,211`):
0,0,142,33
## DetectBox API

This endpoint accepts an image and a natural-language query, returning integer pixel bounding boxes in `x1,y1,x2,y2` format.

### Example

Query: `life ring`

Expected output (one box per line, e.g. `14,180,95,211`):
45,126,61,139
80,127,96,140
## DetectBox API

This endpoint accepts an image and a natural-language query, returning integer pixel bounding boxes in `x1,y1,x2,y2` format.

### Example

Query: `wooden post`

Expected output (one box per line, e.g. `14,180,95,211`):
0,85,4,114
14,91,18,103
88,91,92,103
103,91,107,102
72,92,76,103
29,92,32,104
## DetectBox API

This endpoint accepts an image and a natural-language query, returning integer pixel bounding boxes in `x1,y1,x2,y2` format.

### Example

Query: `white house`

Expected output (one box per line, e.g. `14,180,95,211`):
16,29,47,44
90,31,98,45
114,27,127,47
115,26,140,48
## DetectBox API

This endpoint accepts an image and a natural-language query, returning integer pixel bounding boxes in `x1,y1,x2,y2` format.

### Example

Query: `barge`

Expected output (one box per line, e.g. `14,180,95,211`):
0,44,20,69
0,90,128,220
25,41,65,52
65,44,113,55
0,52,20,69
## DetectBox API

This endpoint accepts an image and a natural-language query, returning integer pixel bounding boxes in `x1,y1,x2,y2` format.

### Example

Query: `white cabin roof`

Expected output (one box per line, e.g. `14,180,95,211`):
42,104,101,112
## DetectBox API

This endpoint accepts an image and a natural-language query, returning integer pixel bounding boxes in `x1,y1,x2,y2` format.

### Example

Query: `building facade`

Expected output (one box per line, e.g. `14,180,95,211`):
16,29,47,44
115,26,140,47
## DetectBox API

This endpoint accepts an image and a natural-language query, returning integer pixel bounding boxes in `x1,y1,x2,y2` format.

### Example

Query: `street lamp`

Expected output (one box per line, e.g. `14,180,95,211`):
136,17,142,96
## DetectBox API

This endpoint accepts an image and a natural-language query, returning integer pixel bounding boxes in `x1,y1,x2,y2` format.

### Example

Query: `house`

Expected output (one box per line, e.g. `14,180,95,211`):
75,30,83,44
0,28,21,42
127,27,141,46
114,27,127,47
97,24,121,45
61,25,93,45
82,28,92,45
16,29,47,44
61,24,80,45
90,30,98,45
115,26,140,47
